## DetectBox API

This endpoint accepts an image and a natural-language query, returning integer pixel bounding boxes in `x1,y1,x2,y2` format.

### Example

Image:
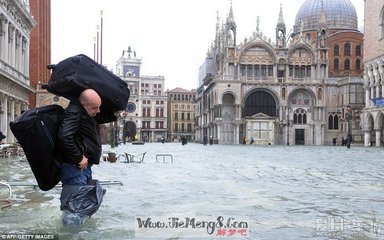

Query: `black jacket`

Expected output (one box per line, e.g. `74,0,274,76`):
58,100,116,165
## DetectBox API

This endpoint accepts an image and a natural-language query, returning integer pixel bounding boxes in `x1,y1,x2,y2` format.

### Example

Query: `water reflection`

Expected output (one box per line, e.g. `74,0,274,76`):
1,143,384,239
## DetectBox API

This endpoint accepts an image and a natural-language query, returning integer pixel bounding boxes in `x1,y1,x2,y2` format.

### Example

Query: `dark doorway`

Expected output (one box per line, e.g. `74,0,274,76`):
244,91,277,117
295,129,305,145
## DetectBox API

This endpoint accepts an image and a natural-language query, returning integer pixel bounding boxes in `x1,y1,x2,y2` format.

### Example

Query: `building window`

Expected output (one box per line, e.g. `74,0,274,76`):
334,45,339,56
247,64,253,77
356,59,361,70
334,58,339,70
306,66,311,76
344,59,350,70
142,121,150,129
261,65,267,77
344,43,351,56
293,108,307,124
187,123,192,132
175,112,178,120
240,65,246,76
355,45,361,56
174,123,178,132
155,121,163,129
328,113,339,130
255,65,260,77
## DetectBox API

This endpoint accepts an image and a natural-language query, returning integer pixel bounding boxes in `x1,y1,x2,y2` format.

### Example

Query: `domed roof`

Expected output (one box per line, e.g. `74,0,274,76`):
294,0,358,34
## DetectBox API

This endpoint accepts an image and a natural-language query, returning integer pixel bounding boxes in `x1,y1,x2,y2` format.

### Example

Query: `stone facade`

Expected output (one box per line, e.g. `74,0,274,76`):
361,0,384,146
0,0,35,142
195,1,365,145
115,48,167,143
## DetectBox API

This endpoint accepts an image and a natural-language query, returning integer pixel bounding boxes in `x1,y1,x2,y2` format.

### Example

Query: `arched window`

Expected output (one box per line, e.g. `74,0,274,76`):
328,113,339,130
344,43,351,56
356,59,361,70
293,108,307,124
355,45,361,56
344,59,350,70
334,58,339,70
334,45,339,56
281,87,286,100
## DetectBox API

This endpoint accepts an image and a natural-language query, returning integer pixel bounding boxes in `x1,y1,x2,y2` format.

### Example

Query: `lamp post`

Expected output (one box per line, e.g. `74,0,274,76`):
110,122,115,148
286,109,291,146
287,120,290,146
346,105,352,148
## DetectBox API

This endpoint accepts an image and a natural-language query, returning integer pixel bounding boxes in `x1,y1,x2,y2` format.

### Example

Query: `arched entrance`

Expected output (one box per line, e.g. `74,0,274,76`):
124,121,137,142
243,90,278,145
287,89,316,145
221,93,236,144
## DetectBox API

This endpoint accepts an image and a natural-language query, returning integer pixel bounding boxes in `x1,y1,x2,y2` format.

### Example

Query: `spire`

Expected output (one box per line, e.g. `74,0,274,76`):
277,3,285,27
319,0,326,26
225,1,237,46
318,0,327,48
276,3,286,48
256,16,260,33
227,0,235,24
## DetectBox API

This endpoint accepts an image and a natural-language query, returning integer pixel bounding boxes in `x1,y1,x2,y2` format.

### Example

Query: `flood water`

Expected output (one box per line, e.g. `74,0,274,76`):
1,143,384,240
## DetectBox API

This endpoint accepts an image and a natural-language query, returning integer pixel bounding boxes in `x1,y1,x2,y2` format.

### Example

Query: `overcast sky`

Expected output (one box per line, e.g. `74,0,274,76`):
51,0,364,91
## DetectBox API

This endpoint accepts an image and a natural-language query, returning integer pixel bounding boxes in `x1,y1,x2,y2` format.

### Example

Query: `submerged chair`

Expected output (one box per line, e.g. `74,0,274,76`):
0,181,12,209
0,147,9,158
123,152,146,163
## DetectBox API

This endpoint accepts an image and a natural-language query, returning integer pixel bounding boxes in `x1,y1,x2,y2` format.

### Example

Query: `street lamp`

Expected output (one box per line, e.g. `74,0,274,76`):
287,120,290,145
346,105,352,148
286,120,293,146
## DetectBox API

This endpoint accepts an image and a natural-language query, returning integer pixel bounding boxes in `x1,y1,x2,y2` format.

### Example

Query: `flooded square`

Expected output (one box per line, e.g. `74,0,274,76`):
1,143,383,239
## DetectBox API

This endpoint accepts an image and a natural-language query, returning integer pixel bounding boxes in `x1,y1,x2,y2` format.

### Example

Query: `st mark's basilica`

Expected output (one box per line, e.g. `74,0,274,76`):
195,0,365,145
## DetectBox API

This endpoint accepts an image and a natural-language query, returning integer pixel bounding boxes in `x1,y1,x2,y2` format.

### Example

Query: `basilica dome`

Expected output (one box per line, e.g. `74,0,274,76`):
294,0,358,34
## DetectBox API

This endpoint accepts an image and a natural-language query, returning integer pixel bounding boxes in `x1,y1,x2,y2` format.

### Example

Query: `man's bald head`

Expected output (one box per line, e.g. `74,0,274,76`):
79,89,101,117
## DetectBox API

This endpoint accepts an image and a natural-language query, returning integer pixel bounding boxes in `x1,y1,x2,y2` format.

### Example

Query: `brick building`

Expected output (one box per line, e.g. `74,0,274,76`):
29,0,51,107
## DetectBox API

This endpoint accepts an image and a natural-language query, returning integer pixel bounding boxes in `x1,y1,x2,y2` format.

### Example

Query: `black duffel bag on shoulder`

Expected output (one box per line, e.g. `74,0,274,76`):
10,105,65,191
43,54,130,114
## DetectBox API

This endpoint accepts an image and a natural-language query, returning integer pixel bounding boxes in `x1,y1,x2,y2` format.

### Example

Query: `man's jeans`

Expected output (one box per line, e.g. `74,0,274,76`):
60,163,92,185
